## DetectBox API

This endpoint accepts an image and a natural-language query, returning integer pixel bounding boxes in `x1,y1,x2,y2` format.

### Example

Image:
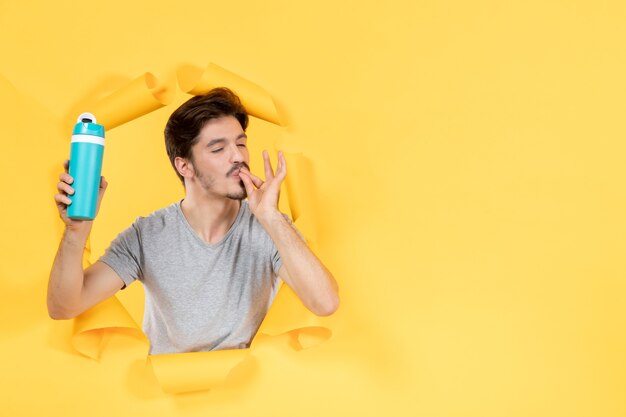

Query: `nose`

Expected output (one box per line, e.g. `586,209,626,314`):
229,143,245,164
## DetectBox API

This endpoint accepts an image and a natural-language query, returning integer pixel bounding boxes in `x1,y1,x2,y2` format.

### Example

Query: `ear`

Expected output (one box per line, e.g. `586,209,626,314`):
174,156,195,180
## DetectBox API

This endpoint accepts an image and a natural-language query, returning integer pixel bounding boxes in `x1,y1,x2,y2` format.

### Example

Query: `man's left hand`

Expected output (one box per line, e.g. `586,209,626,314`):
238,150,286,220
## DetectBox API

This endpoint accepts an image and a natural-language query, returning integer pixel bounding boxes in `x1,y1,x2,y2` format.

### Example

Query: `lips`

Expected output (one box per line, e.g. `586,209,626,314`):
227,163,249,177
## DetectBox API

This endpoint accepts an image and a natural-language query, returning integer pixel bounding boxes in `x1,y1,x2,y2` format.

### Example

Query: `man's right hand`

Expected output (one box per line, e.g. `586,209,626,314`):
49,161,123,320
54,160,108,234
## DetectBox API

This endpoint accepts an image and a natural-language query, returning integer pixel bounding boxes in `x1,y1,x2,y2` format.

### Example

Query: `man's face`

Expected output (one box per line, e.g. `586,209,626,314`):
187,115,249,200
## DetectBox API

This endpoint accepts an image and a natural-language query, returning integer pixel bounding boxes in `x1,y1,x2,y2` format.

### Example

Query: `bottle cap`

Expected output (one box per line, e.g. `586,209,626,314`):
72,112,105,137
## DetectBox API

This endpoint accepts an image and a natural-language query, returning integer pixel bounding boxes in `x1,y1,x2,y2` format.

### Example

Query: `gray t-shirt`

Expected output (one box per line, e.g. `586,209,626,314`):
99,200,283,355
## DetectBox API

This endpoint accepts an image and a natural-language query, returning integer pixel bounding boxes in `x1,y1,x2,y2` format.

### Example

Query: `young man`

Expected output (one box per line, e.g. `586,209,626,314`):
48,88,339,355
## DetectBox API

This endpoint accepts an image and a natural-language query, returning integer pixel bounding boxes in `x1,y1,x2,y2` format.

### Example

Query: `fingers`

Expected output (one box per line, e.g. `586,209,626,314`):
54,192,72,206
275,151,287,180
262,150,288,182
57,176,107,198
263,150,275,181
97,176,108,198
240,168,263,188
56,161,73,213
57,180,74,196
238,170,256,197
99,176,108,191
266,151,286,188
58,163,75,200
59,171,73,184
56,173,74,210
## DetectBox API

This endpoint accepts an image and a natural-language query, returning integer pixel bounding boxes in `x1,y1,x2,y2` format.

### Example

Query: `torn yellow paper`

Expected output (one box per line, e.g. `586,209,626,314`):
148,349,249,394
256,284,332,350
88,72,175,130
282,152,318,248
71,281,330,393
72,296,148,360
147,285,334,394
178,63,282,125
78,64,282,131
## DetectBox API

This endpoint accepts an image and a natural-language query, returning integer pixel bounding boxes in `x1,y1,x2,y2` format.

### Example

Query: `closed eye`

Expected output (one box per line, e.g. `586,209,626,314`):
211,148,224,153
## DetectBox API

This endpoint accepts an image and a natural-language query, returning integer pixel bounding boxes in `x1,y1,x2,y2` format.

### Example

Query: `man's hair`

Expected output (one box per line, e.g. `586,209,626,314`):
164,87,249,184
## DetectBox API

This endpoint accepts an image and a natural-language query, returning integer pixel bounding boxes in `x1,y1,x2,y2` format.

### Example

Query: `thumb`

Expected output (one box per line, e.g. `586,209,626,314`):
95,176,109,216
98,176,108,197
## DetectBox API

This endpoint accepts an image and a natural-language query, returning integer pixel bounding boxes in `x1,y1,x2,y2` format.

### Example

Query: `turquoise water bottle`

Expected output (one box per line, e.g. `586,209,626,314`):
67,113,105,220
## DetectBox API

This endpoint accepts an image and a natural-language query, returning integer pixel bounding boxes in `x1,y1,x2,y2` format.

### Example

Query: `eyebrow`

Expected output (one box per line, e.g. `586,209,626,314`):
206,133,247,148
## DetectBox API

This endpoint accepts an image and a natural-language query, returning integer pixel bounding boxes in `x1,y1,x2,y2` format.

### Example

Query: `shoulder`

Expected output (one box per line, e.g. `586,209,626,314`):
132,201,182,233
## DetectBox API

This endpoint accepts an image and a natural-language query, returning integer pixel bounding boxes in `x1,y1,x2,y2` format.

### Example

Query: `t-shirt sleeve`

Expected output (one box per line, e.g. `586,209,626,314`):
99,220,143,289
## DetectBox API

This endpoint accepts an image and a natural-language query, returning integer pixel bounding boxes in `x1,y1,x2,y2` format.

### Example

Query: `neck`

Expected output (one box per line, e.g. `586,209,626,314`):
180,190,242,244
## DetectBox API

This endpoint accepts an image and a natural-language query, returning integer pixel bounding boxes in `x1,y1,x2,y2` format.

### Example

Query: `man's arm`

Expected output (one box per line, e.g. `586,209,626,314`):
260,212,339,316
48,233,125,319
238,151,339,316
48,163,125,319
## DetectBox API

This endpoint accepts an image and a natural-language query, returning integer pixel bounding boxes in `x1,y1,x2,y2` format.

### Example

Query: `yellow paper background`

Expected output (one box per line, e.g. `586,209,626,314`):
1,1,626,416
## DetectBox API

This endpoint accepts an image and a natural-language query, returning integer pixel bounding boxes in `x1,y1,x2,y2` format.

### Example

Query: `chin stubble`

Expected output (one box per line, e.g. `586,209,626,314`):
225,180,247,201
